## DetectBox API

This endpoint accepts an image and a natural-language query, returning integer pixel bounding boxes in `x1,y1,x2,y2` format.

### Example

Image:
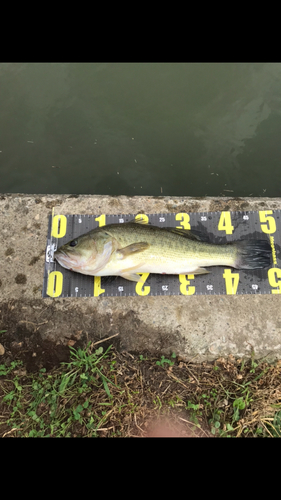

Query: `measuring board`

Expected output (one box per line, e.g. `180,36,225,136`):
43,210,281,298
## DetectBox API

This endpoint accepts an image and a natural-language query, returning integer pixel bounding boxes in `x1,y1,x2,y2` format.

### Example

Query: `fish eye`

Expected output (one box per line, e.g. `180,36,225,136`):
69,239,78,247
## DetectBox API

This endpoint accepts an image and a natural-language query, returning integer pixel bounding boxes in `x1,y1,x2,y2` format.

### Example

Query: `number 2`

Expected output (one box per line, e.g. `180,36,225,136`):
135,214,149,224
135,273,150,295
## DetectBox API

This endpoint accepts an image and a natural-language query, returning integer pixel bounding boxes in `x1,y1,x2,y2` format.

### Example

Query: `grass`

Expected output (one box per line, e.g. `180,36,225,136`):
0,345,281,437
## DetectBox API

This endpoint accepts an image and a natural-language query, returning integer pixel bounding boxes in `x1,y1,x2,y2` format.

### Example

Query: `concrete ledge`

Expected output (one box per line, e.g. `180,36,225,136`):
1,193,281,366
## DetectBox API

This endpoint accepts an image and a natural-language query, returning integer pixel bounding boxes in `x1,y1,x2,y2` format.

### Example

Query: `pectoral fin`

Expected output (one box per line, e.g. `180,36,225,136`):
120,272,142,282
116,242,149,260
192,267,210,275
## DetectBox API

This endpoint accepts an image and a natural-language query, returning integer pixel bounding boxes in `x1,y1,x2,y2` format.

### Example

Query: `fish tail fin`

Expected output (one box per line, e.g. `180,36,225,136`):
234,239,272,269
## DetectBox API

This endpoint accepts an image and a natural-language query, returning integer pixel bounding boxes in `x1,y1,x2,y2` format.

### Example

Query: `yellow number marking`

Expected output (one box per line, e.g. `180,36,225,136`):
223,269,239,294
135,273,150,295
179,274,195,295
47,271,63,297
135,214,149,224
51,215,67,238
95,214,106,227
268,268,281,294
218,212,234,235
94,277,105,297
176,213,191,230
259,210,276,234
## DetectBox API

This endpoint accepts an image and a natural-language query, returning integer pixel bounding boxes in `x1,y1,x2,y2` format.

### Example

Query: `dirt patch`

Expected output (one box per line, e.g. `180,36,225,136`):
29,256,40,266
5,248,14,256
0,300,86,371
0,299,185,373
166,201,201,213
45,199,63,209
209,198,250,212
116,310,186,353
15,274,27,285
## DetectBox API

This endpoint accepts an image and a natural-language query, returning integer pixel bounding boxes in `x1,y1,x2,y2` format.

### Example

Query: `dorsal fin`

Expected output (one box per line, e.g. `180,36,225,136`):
162,227,209,242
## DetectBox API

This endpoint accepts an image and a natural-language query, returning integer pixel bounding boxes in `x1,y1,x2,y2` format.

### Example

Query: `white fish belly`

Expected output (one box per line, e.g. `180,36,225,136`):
94,254,202,277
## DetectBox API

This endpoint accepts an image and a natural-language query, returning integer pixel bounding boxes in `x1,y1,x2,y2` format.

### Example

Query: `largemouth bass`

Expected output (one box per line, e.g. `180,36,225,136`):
54,222,271,282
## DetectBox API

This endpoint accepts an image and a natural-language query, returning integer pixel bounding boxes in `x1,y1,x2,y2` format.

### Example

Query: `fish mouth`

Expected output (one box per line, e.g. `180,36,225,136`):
55,248,67,258
54,249,75,269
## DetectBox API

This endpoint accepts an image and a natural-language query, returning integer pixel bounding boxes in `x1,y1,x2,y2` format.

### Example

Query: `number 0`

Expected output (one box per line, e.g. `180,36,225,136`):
51,215,67,238
47,271,63,297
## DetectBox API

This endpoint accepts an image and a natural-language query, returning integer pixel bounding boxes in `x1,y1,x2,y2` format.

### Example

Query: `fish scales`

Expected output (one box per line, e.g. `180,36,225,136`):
102,223,237,272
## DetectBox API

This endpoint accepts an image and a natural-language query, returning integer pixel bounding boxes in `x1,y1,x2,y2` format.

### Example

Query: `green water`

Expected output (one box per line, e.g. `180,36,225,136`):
1,62,281,197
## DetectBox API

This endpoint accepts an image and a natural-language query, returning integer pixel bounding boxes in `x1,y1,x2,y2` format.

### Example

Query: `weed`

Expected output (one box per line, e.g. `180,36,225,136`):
153,395,162,409
209,408,223,435
250,351,259,374
0,344,120,437
0,360,23,377
61,343,119,398
1,346,280,438
266,410,281,437
167,395,184,408
156,352,176,367
139,354,148,362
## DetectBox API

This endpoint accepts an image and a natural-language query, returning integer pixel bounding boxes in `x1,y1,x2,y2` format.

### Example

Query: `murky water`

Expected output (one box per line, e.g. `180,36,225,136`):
1,62,281,197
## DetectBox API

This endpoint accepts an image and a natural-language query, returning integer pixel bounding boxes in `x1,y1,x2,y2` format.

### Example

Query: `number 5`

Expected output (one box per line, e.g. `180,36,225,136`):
259,211,276,234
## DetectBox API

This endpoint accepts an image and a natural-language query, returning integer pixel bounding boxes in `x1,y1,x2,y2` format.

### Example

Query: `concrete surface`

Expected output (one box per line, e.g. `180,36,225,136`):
1,193,281,365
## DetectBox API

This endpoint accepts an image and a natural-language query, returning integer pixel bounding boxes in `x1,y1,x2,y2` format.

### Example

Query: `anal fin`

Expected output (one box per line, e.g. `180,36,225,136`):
120,272,142,282
191,267,210,275
119,264,145,283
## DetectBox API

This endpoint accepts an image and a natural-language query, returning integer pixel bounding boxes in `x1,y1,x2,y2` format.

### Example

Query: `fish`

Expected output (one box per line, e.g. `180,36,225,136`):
54,221,272,283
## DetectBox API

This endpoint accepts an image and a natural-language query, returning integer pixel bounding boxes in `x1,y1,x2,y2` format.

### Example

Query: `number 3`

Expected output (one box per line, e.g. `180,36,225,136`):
176,213,191,230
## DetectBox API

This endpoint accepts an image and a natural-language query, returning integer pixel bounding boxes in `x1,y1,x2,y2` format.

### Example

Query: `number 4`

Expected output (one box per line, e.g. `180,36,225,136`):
223,269,239,295
218,212,234,235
